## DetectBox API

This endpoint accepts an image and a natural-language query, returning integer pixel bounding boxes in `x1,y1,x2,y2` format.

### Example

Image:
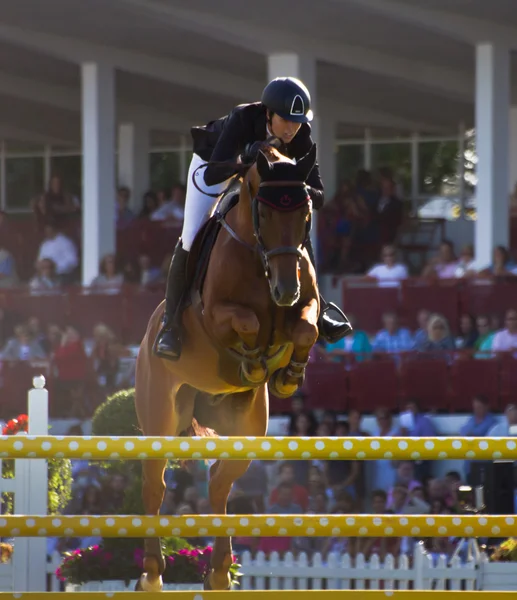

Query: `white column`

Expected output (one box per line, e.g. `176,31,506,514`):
508,106,517,195
117,121,150,212
474,43,510,268
81,62,116,286
267,53,321,257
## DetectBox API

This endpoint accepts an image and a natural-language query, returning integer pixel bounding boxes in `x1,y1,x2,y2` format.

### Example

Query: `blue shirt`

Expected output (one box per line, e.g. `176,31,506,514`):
459,413,496,437
373,328,414,353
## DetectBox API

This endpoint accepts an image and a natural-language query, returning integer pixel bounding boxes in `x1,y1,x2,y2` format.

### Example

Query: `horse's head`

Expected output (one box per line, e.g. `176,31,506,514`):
246,143,316,307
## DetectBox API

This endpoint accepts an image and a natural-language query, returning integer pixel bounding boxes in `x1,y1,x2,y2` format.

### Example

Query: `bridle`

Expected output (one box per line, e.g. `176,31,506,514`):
191,152,313,282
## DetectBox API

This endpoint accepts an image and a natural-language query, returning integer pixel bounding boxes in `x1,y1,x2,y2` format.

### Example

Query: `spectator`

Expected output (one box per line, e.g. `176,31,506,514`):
491,308,517,353
140,191,159,218
90,254,125,294
26,317,49,353
260,482,302,556
454,244,476,278
361,489,401,560
37,222,79,283
1,324,46,360
414,313,455,355
370,408,398,494
376,174,403,245
422,240,459,279
32,175,78,227
91,324,122,390
455,313,478,349
399,399,436,437
233,460,268,513
413,309,431,347
150,184,186,222
365,244,408,287
479,245,517,278
269,463,309,511
460,395,496,437
387,461,422,506
325,314,371,362
137,254,162,287
29,259,61,294
372,312,413,353
0,244,18,288
474,314,494,351
388,482,430,514
488,404,517,436
116,186,136,228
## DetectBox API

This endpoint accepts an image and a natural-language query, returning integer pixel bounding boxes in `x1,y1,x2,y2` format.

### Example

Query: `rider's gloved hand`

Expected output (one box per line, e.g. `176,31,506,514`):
240,141,264,164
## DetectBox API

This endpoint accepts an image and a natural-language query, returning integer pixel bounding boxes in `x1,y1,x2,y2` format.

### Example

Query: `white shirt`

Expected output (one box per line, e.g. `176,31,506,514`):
37,233,79,275
367,263,408,287
491,329,517,352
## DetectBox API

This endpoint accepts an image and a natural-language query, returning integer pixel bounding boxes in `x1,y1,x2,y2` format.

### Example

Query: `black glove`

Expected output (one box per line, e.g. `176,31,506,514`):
241,141,264,164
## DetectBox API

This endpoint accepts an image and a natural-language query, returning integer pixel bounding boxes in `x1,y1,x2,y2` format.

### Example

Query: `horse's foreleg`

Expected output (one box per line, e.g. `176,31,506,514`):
270,297,319,398
210,302,267,385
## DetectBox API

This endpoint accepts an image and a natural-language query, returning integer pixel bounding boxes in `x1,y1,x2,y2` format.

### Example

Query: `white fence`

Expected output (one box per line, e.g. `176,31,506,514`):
239,544,478,591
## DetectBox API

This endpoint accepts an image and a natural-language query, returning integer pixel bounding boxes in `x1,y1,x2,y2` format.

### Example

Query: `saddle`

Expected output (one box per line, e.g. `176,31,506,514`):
185,176,242,306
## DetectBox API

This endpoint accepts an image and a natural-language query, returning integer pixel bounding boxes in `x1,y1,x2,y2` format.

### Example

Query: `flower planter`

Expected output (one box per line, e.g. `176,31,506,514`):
482,562,517,591
65,581,204,592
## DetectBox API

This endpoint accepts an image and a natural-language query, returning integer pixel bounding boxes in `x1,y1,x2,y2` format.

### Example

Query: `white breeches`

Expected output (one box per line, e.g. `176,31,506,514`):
181,153,233,251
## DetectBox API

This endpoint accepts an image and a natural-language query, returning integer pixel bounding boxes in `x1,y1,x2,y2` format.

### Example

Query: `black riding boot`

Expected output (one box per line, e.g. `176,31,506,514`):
153,241,190,361
306,237,353,344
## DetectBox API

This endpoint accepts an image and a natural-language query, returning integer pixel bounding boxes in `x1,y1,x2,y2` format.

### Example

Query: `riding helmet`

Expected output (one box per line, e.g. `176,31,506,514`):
261,77,313,123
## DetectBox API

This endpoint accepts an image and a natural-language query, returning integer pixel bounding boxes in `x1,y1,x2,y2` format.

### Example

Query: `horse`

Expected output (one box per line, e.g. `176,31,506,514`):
134,142,320,592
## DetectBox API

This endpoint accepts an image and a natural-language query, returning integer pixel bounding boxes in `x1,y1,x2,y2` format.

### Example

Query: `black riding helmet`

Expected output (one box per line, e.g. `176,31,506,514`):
261,77,313,123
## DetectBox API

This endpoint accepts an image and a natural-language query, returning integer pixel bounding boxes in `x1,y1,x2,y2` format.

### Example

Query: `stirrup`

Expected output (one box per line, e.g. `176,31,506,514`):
321,301,350,323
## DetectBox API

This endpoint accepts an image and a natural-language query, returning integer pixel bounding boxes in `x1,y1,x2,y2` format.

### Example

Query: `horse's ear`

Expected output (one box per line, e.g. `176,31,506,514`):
296,143,317,182
256,149,273,179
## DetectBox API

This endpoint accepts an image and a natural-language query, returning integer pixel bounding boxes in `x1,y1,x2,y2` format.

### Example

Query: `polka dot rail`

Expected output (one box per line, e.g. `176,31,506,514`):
0,514,515,538
0,591,513,598
1,435,517,460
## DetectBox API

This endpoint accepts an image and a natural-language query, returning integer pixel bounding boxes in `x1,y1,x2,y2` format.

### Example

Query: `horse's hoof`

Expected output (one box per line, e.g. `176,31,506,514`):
136,574,163,592
268,370,299,399
203,574,231,591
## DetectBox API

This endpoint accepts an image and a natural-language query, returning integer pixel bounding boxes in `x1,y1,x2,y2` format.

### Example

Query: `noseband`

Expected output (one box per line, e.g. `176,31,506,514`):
217,179,312,281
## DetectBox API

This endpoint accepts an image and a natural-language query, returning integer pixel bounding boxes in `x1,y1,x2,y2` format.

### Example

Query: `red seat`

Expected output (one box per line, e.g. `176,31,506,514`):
68,290,126,340
461,280,517,321
401,279,460,331
342,282,400,333
124,289,164,344
399,356,450,411
347,356,398,412
302,359,348,411
499,354,517,408
449,357,500,411
4,291,70,327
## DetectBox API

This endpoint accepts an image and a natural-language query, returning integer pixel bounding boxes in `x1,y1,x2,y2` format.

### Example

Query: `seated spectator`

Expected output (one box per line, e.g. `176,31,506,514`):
474,314,495,351
0,244,18,288
140,190,159,218
460,394,496,437
269,463,309,511
454,244,476,278
233,460,268,513
387,461,422,506
372,312,413,353
479,245,517,278
348,409,368,436
422,240,459,279
150,183,186,222
427,478,455,509
414,313,455,355
323,453,360,501
361,489,401,560
37,221,79,284
412,309,431,347
27,317,49,353
456,313,478,349
488,403,517,437
399,399,436,437
116,186,136,228
388,482,430,514
46,324,63,354
32,175,78,227
491,308,517,353
365,244,408,287
260,482,302,556
325,314,371,362
91,323,122,390
90,254,124,294
29,259,61,294
137,254,163,287
1,324,46,360
370,408,398,493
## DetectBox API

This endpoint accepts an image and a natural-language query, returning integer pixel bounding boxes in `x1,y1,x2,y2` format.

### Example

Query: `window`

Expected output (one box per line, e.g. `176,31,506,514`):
50,155,82,200
150,152,181,191
371,143,411,196
418,140,460,196
335,145,364,185
5,156,44,210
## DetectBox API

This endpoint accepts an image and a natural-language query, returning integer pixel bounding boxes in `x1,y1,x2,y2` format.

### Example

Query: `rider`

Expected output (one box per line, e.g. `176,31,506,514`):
154,76,352,361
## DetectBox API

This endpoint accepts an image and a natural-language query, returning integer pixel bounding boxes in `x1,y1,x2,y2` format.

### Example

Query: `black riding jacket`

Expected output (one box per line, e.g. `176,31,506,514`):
190,102,324,209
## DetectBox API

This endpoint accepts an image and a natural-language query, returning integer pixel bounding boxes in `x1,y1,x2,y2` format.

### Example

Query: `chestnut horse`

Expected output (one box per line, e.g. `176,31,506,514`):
134,143,320,591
